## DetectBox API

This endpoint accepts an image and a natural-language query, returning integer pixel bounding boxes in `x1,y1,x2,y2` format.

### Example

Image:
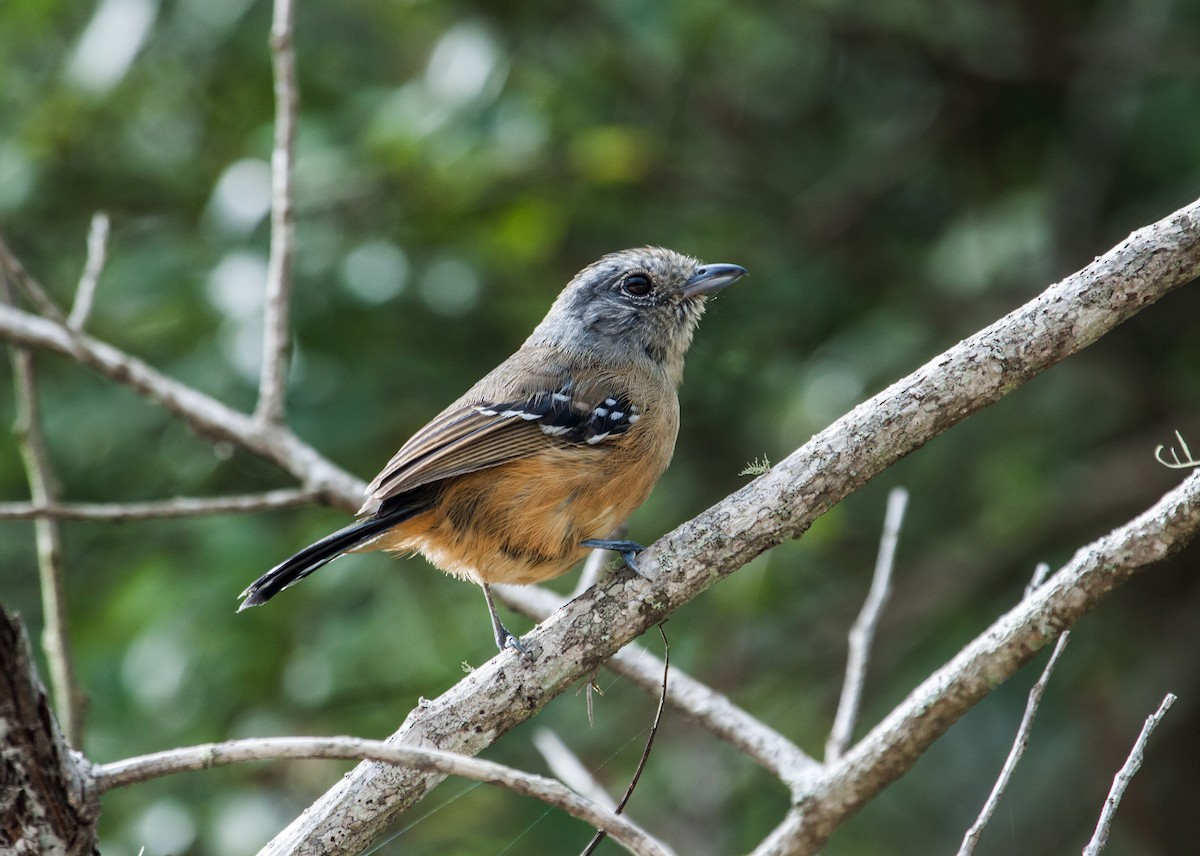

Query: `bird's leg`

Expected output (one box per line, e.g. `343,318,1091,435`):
481,583,531,657
581,539,647,576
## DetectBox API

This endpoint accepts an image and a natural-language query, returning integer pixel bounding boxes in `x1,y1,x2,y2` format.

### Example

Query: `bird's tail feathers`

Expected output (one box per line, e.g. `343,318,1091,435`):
238,500,426,611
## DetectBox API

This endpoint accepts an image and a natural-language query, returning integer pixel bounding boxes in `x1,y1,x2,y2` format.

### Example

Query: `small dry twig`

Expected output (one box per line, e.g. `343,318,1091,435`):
1081,692,1177,856
826,486,908,762
0,488,316,521
255,0,299,426
67,212,110,332
580,625,671,856
960,561,1066,855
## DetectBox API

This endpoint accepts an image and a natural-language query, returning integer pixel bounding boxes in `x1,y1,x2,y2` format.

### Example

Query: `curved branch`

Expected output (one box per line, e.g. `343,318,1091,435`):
259,199,1200,855
91,736,672,856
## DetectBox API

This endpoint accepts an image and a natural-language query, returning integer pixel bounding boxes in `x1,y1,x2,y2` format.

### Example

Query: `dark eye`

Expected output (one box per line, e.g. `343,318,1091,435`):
622,273,652,297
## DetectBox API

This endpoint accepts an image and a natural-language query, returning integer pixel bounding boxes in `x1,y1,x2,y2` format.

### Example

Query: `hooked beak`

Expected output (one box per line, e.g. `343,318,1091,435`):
682,263,748,299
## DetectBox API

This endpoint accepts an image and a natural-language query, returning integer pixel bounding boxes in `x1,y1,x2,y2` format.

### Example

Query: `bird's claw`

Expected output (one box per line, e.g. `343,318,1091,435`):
581,539,648,577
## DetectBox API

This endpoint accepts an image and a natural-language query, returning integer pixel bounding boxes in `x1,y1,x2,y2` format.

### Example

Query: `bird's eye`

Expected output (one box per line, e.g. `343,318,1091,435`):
623,273,652,297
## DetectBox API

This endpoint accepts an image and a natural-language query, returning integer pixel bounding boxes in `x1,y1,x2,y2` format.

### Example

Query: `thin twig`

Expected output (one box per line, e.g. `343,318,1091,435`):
497,583,820,792
581,625,671,856
957,630,1071,856
2,282,84,746
826,486,908,762
1081,692,1177,856
1024,561,1052,598
67,212,110,332
92,735,674,856
532,728,617,812
0,488,317,521
255,0,299,426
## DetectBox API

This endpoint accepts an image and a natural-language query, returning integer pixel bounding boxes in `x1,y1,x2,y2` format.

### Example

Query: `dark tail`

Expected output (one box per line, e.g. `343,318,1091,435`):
238,499,428,611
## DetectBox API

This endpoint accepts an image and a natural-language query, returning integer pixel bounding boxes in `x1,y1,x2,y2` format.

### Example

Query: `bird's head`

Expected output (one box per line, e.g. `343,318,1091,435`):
528,247,747,384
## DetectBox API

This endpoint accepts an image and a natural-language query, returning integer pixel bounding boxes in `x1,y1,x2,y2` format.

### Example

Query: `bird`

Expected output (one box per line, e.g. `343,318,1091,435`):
238,247,746,655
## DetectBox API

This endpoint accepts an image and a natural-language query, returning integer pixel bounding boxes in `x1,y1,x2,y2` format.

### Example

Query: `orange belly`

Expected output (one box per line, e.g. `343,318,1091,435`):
369,446,661,585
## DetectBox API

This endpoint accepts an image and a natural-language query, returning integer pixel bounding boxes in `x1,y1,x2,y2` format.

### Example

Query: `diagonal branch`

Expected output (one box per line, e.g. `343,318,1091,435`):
258,198,1200,855
755,470,1200,855
0,298,364,505
1082,692,1177,856
826,486,908,763
255,0,299,426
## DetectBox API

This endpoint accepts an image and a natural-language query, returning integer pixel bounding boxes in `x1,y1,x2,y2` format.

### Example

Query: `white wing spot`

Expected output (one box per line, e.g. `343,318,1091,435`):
586,432,610,445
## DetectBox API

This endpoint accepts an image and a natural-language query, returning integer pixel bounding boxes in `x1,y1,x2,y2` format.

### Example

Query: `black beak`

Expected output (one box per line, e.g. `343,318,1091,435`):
682,263,748,299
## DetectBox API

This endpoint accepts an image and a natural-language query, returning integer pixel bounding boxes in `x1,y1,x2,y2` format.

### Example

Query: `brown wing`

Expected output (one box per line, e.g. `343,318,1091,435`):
359,365,642,514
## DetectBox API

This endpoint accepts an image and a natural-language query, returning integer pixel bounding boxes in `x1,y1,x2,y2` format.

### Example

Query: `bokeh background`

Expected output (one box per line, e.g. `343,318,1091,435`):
2,1,1199,854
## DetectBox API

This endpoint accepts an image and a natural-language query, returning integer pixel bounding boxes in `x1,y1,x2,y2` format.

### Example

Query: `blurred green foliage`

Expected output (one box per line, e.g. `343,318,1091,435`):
2,0,1199,854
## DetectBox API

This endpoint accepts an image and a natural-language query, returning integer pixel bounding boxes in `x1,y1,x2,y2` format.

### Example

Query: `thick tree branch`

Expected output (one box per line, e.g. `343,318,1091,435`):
0,607,98,855
259,198,1200,855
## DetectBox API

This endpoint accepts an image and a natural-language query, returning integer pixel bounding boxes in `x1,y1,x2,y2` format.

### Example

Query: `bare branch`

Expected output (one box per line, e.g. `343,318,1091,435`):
0,301,364,506
754,470,1200,855
255,0,299,426
826,486,908,762
67,212,110,332
92,736,673,856
957,631,1071,856
0,489,317,522
1081,692,1177,856
260,198,1200,855
3,283,84,746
